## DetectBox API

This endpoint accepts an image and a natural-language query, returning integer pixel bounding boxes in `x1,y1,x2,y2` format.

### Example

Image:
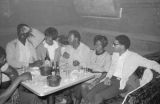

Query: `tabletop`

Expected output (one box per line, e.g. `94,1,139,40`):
21,68,95,96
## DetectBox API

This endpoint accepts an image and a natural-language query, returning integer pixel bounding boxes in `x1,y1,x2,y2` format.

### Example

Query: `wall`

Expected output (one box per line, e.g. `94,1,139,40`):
0,0,160,55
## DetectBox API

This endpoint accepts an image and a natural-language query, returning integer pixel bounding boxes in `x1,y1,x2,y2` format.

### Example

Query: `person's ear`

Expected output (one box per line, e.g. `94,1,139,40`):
121,45,125,50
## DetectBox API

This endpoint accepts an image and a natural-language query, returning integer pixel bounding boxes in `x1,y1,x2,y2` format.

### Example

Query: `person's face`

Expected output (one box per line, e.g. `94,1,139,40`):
68,34,75,46
0,56,6,68
95,40,103,52
112,40,121,52
45,36,53,45
18,26,31,41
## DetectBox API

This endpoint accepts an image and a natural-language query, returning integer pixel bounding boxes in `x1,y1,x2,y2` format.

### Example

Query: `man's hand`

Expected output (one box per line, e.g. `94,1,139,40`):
73,60,80,66
30,60,43,67
63,52,70,59
104,77,111,86
6,66,19,81
19,72,32,82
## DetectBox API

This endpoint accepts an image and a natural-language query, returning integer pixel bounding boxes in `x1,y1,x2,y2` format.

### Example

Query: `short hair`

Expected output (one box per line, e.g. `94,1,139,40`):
58,35,69,45
44,27,58,40
0,46,6,58
68,30,81,41
94,35,108,48
115,35,130,49
17,24,29,35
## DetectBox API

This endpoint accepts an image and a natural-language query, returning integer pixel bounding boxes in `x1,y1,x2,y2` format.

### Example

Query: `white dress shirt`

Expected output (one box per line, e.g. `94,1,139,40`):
106,50,160,90
6,28,44,68
64,42,90,67
113,50,129,79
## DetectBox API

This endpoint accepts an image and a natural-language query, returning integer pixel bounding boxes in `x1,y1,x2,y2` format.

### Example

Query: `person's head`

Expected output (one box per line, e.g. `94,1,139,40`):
94,35,108,53
17,24,31,43
0,46,6,68
68,30,81,48
113,35,130,53
57,35,69,47
44,27,58,45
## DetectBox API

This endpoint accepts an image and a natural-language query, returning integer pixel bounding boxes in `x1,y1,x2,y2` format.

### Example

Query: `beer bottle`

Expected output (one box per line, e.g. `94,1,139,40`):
55,62,60,76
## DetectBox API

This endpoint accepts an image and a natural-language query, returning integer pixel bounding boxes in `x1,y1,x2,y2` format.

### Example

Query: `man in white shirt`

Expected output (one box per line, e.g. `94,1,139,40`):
62,30,90,104
0,46,44,104
64,30,90,68
93,35,160,104
6,24,44,69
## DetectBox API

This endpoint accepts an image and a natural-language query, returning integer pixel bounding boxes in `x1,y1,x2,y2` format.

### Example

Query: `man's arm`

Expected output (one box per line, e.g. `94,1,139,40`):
28,28,45,48
138,55,160,73
105,53,118,79
0,78,21,104
103,53,118,85
0,72,32,104
104,53,112,72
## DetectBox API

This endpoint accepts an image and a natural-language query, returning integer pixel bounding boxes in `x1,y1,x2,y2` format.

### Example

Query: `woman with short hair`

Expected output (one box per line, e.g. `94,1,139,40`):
81,35,111,103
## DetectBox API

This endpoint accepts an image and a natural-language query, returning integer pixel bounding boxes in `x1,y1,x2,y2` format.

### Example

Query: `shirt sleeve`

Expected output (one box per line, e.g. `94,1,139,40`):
28,28,45,48
36,43,47,60
137,55,160,74
140,69,153,86
104,53,111,72
106,53,118,79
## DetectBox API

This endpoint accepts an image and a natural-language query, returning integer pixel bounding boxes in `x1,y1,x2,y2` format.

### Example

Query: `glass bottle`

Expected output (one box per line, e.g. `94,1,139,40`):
55,62,60,76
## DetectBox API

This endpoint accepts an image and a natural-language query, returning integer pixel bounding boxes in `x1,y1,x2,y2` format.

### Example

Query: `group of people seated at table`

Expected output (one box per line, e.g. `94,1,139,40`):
0,23,160,104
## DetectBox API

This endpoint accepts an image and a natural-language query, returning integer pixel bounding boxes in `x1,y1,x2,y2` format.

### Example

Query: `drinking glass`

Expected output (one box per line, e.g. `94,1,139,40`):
66,69,71,79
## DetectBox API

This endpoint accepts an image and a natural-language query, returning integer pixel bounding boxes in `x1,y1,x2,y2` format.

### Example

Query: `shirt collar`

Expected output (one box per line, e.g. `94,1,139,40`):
120,50,129,57
17,39,29,47
43,40,56,47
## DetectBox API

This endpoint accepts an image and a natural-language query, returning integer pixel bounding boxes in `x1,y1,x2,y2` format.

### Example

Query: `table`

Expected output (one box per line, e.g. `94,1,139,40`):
21,69,95,97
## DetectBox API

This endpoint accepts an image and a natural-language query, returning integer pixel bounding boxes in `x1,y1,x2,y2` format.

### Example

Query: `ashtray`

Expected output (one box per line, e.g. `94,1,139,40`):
47,75,61,87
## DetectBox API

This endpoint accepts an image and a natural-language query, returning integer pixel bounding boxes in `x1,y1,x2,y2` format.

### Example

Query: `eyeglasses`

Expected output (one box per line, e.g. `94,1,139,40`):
112,43,120,47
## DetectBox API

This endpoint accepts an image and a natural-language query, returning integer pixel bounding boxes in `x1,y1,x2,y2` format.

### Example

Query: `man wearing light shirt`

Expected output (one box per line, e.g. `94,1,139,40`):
62,30,90,104
0,46,44,104
6,24,44,69
63,30,90,68
93,35,160,104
